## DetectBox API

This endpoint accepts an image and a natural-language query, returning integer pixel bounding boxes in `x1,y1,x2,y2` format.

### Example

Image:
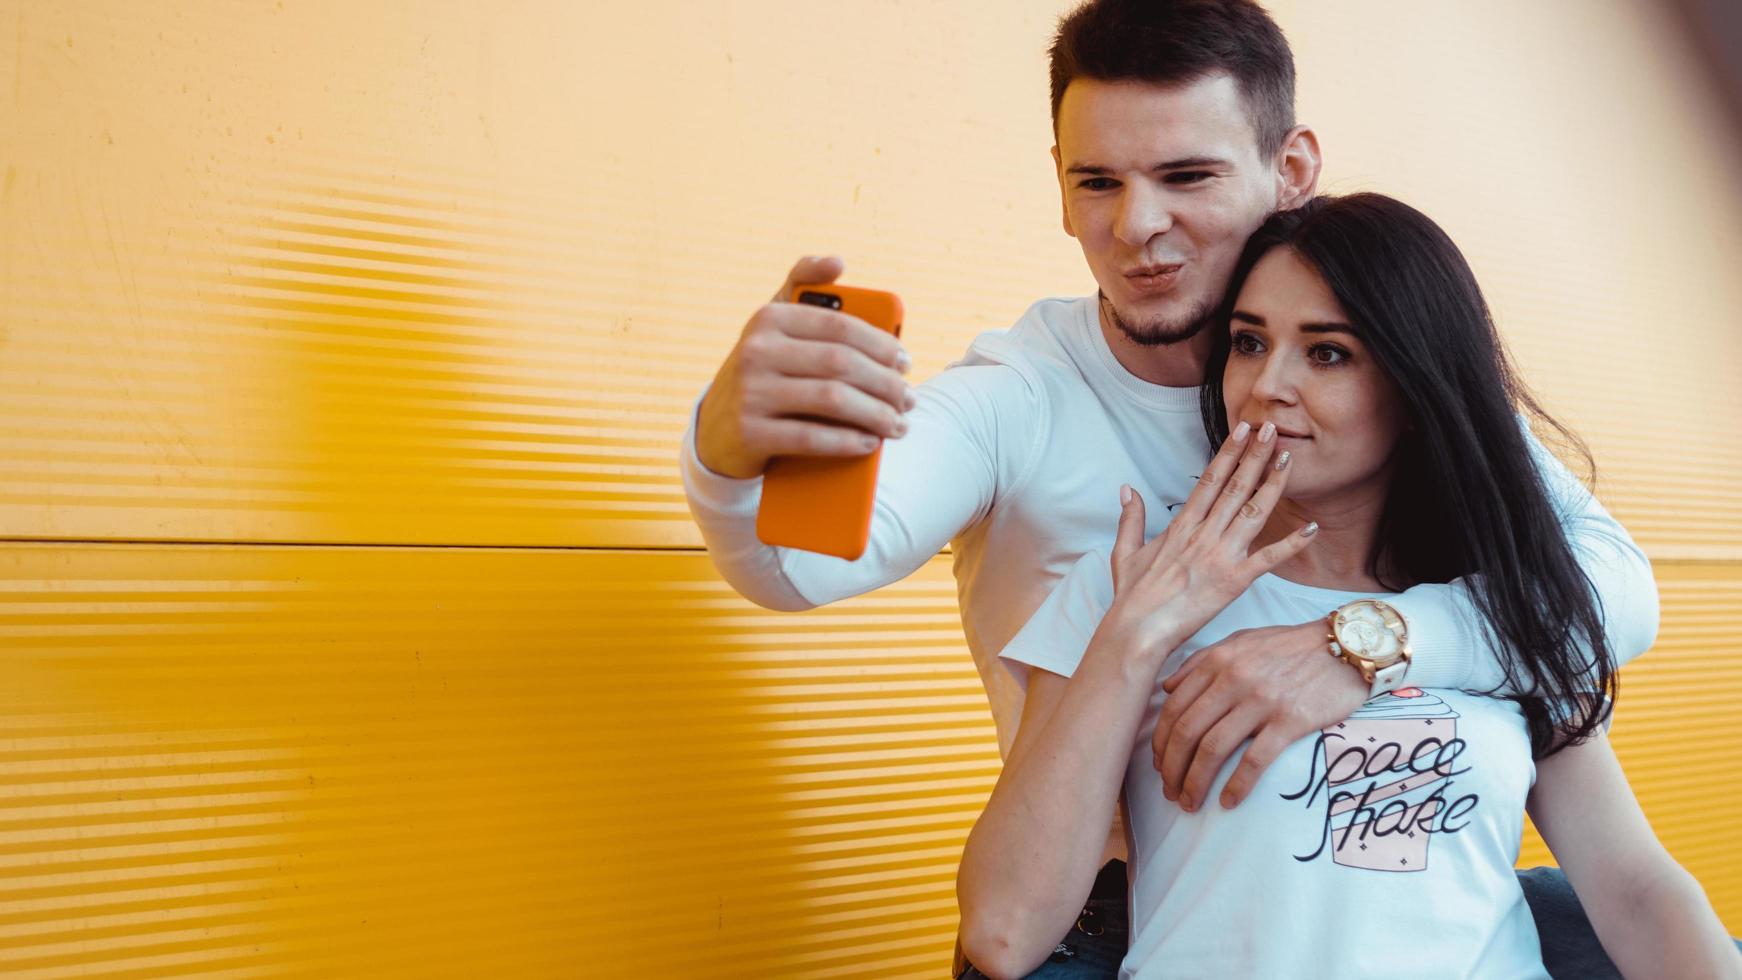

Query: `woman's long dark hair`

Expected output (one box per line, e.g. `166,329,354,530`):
1200,193,1615,758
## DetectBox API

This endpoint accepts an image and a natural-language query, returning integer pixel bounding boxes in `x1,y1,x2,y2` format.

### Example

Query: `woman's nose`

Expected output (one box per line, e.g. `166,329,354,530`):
1250,354,1299,403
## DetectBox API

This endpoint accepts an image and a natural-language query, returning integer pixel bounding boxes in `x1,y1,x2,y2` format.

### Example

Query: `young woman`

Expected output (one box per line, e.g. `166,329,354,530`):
955,194,1742,979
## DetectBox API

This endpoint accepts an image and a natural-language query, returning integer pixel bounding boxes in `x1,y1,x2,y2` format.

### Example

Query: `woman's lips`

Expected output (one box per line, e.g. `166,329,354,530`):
1242,421,1311,440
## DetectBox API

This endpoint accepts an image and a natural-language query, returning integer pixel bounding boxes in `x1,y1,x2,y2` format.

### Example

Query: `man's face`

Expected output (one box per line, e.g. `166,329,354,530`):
1054,74,1281,347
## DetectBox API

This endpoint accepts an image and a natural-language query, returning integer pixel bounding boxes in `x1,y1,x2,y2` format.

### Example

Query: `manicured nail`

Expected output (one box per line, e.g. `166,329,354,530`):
1232,420,1251,441
1302,521,1319,536
894,349,913,373
902,386,917,411
1275,450,1291,471
1120,484,1133,506
1259,421,1276,443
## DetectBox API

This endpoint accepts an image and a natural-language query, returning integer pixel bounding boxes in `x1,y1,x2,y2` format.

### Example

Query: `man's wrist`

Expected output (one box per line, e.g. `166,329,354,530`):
694,438,759,481
694,401,760,480
1325,600,1413,699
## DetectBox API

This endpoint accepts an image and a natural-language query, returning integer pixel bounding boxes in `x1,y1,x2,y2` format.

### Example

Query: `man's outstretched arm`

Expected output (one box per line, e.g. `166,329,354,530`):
681,257,1041,609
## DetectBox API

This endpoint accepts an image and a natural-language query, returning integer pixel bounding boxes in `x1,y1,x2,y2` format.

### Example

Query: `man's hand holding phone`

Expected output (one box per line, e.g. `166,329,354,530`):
695,256,916,480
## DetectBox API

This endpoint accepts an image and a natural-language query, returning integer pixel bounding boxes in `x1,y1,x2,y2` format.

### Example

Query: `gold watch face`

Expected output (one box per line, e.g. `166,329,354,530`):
1333,600,1404,664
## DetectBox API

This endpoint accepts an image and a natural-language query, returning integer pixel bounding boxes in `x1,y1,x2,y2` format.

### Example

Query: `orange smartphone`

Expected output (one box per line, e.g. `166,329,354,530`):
755,283,905,561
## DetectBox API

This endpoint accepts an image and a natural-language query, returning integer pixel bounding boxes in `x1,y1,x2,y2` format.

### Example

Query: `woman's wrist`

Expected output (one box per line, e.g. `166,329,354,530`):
1085,611,1180,683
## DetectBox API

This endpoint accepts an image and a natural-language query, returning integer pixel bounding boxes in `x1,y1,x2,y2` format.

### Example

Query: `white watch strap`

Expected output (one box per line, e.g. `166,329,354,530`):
1369,659,1410,699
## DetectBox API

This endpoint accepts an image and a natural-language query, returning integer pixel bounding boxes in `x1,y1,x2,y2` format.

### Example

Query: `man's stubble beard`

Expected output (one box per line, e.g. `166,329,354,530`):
1099,290,1215,348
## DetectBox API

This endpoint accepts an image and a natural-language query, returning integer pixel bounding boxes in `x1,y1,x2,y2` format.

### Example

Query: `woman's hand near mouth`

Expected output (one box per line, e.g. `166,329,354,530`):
1089,419,1318,677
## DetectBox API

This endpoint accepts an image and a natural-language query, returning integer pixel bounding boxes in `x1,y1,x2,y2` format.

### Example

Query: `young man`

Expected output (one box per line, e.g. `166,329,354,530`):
681,1,1659,976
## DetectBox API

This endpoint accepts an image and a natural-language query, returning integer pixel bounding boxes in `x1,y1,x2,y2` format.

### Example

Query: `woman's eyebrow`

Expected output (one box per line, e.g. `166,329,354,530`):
1231,310,1353,335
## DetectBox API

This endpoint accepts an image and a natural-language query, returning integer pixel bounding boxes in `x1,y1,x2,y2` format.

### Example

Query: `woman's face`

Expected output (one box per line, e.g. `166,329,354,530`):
1222,248,1409,504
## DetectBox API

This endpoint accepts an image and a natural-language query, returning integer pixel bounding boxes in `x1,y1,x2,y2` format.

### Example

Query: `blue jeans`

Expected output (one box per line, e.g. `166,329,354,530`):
956,864,1740,979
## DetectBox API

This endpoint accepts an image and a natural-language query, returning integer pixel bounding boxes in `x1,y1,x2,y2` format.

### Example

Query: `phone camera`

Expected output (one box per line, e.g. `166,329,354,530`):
798,290,843,310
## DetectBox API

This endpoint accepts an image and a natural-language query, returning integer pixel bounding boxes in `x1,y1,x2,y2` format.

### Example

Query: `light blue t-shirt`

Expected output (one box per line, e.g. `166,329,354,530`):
1000,551,1550,980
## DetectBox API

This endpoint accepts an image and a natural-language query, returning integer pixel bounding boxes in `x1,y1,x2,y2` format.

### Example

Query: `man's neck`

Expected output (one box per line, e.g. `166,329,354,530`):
1096,302,1215,388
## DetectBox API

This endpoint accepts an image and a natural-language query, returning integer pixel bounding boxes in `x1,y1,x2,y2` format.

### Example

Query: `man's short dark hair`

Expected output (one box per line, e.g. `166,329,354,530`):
1049,0,1297,156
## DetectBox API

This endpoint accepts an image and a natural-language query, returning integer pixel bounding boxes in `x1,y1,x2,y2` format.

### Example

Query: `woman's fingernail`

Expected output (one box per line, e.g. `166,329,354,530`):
1220,792,1234,809
1232,420,1251,441
1302,521,1319,536
895,349,913,373
1275,450,1291,471
1259,421,1276,443
1180,795,1194,812
1120,484,1133,506
902,386,917,411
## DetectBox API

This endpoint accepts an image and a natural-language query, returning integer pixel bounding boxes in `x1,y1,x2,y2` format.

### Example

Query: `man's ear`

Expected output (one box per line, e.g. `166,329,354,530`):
1052,144,1076,238
1273,125,1322,211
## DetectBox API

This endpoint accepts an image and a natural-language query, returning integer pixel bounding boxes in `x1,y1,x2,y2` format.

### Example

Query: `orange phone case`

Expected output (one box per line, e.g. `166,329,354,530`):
755,284,905,560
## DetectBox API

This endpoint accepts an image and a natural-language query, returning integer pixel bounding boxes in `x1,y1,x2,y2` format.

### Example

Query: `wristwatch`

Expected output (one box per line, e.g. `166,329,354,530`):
1326,599,1412,700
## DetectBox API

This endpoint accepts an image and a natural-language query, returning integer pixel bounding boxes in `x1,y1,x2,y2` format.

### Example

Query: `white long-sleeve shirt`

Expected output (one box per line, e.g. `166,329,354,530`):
681,293,1660,759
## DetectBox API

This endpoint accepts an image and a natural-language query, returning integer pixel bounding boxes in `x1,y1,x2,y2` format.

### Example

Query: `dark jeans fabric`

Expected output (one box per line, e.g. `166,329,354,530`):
957,860,1129,980
1519,865,1624,979
956,863,1739,979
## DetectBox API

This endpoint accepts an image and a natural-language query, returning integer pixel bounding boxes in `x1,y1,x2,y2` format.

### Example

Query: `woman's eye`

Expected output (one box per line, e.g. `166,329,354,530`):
1309,344,1350,366
1231,333,1264,355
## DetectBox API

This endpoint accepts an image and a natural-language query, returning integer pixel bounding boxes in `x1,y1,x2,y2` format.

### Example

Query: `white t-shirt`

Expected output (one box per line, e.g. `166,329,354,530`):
1001,553,1550,980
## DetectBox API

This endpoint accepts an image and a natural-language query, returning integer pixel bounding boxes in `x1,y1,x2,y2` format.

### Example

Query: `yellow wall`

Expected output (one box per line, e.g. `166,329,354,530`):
2,1,1738,975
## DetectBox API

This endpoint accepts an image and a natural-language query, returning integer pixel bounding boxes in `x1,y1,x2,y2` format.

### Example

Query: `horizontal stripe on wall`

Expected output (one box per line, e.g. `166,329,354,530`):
2,546,1737,976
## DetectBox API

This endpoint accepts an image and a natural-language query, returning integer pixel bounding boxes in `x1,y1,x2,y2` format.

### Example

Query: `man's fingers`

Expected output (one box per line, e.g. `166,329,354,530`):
1161,634,1225,693
776,336,914,414
1151,663,1214,792
740,416,881,458
772,254,845,303
1218,726,1292,809
776,305,909,373
757,377,908,440
1157,691,1232,806
1177,703,1265,813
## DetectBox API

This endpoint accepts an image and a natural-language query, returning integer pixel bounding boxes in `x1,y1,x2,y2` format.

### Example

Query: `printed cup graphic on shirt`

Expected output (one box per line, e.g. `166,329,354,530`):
1318,688,1460,872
